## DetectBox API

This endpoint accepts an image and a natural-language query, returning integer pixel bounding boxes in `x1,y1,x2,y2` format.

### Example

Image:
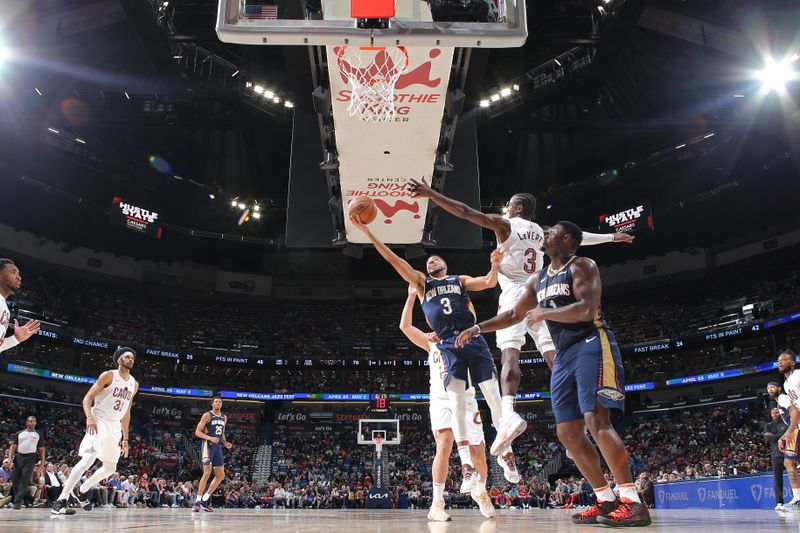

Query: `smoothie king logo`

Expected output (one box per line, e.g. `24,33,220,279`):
345,177,423,224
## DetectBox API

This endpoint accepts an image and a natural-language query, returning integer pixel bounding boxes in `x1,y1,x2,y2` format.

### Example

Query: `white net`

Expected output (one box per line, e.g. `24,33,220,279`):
334,45,409,123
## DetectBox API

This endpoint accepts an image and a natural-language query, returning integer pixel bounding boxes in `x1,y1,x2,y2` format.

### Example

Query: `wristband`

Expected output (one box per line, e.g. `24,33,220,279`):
87,416,96,420
474,325,481,335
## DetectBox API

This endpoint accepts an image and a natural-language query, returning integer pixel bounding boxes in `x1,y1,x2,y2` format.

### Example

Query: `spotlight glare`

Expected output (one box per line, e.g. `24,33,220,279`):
237,203,246,210
733,94,745,98
675,143,686,150
264,90,275,98
554,58,562,67
253,212,261,219
124,91,130,100
480,99,490,108
245,81,253,88
755,55,798,93
0,46,8,64
490,94,500,102
500,87,511,97
209,193,216,200
75,137,86,144
273,96,280,103
703,132,715,139
512,84,520,91
34,87,42,96
231,70,240,77
285,101,294,108
547,204,553,210
47,127,60,134
253,205,260,212
254,85,264,94
231,200,238,207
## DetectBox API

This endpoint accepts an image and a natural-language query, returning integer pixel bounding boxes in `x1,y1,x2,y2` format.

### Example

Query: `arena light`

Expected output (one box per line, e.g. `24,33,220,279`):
209,193,216,200
75,137,86,144
285,101,294,108
264,90,275,99
500,87,511,97
47,127,60,134
253,212,261,219
0,46,8,66
273,96,280,103
237,202,246,210
513,84,520,91
231,69,239,77
34,87,42,96
253,204,260,212
703,132,715,139
124,91,130,100
675,143,686,150
755,55,798,94
490,93,500,102
480,99,490,108
254,85,264,94
231,199,238,207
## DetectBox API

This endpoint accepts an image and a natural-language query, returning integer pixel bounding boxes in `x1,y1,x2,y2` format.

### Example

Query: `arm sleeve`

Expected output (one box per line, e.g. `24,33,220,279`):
581,232,614,246
0,335,20,353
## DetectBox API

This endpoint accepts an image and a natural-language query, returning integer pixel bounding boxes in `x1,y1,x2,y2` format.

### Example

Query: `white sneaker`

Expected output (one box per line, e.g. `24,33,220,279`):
776,503,785,511
490,413,527,456
427,501,451,522
784,501,800,512
460,465,479,494
472,490,496,518
497,449,521,483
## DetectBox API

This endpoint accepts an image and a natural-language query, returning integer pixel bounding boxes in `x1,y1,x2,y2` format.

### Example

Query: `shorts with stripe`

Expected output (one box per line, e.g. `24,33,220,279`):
550,328,625,424
786,430,799,461
202,441,224,468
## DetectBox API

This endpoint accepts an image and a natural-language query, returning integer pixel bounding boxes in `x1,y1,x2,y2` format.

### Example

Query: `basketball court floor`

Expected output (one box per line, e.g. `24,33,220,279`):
0,508,796,532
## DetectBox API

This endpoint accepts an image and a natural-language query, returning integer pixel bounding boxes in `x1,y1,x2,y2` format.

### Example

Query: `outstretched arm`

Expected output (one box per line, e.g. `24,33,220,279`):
399,286,430,351
408,178,511,242
455,274,540,348
528,257,601,325
460,249,503,291
0,319,41,353
581,232,634,246
349,214,426,295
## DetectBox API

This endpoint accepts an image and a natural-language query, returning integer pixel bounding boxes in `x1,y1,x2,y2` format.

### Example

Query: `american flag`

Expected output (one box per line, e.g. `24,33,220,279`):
244,3,278,20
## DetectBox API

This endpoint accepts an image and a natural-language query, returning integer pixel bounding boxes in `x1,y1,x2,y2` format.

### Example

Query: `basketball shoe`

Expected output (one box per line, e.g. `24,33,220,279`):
427,500,451,522
71,488,94,511
497,449,521,483
596,498,652,527
490,413,527,456
471,488,496,518
571,499,619,524
460,465,479,494
50,499,77,516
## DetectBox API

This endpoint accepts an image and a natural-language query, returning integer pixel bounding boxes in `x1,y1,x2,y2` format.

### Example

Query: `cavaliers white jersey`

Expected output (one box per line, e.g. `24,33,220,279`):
92,370,137,421
497,217,545,291
0,295,11,349
784,369,800,410
428,342,476,402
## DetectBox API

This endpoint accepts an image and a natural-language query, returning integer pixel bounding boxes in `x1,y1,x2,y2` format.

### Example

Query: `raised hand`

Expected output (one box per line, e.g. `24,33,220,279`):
13,319,41,342
407,178,434,198
349,213,369,234
612,232,635,244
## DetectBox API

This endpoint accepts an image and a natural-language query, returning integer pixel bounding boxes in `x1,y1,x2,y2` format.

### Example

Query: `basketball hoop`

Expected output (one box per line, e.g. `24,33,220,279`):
334,45,409,123
374,435,385,457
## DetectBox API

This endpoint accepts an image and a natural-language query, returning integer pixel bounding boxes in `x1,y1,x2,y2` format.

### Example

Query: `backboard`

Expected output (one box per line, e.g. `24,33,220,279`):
216,0,527,47
357,418,401,445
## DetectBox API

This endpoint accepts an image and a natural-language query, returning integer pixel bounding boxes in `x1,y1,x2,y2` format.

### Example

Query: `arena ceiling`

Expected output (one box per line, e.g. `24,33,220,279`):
0,0,798,276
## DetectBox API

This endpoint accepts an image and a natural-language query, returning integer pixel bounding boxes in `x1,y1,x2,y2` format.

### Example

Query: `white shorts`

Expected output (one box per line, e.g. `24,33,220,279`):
79,417,122,464
496,283,556,354
429,395,484,445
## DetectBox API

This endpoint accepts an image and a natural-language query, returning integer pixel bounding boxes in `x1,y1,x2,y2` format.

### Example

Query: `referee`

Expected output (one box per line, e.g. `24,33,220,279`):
765,407,788,510
9,416,45,510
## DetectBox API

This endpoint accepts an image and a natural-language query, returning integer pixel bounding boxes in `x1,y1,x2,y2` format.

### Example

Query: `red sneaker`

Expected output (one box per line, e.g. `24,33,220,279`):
597,498,652,527
571,499,618,524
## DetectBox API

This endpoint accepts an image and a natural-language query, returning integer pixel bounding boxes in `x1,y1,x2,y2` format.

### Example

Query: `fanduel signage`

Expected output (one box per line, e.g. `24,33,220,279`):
330,46,454,244
655,474,791,509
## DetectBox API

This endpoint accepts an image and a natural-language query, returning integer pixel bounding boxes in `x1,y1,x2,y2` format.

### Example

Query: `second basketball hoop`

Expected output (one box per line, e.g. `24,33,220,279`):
334,45,409,123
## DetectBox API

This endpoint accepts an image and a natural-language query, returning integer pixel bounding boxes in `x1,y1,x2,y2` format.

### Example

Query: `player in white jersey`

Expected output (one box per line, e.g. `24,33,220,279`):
0,258,41,354
51,347,138,515
777,350,800,511
407,182,632,468
399,285,495,521
767,380,798,510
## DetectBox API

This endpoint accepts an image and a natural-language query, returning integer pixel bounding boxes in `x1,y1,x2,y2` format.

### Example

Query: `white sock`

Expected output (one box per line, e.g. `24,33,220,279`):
502,395,516,419
202,493,211,502
474,477,487,495
617,484,641,503
195,495,202,502
594,485,617,503
457,445,473,467
433,483,445,503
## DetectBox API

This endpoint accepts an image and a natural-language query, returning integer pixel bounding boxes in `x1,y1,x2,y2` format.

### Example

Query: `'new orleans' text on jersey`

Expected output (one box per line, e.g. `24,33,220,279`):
421,275,476,339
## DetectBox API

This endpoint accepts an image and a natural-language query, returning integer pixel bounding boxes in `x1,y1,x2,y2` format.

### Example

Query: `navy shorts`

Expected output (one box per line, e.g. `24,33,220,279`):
550,329,625,424
786,430,799,461
438,334,497,390
202,441,224,468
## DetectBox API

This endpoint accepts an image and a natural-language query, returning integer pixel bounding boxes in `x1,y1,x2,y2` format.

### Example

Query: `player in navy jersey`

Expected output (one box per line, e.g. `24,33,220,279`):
456,221,650,527
349,215,510,492
192,397,232,512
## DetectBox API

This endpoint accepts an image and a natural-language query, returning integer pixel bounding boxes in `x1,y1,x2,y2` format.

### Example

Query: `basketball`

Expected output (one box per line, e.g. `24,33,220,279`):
348,197,377,224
